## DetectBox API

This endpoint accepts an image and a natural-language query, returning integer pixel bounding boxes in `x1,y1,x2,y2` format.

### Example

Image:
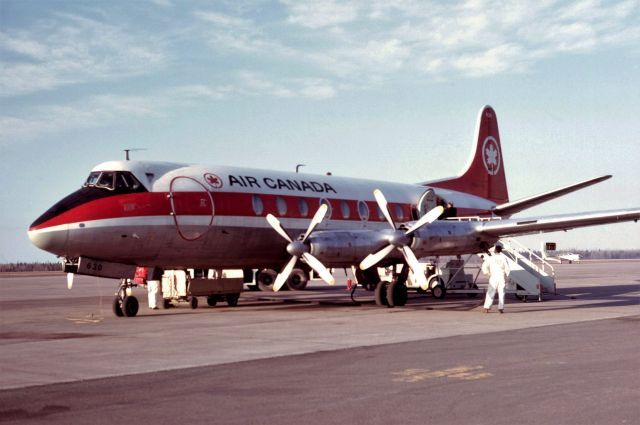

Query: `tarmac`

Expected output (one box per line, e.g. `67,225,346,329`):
0,260,639,424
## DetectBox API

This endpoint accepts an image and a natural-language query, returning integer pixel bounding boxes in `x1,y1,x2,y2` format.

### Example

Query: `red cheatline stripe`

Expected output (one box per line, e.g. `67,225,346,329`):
30,191,490,231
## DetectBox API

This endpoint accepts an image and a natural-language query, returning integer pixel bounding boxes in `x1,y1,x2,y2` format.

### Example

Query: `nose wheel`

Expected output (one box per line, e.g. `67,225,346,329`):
113,278,139,317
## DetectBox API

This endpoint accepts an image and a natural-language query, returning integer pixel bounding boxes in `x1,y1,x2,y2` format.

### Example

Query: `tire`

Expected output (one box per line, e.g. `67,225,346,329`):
286,269,309,291
432,285,446,299
355,268,380,292
375,281,389,307
190,297,198,309
257,269,277,291
162,298,171,309
123,296,139,317
112,297,124,317
226,293,240,307
207,295,218,307
387,279,408,307
429,276,446,299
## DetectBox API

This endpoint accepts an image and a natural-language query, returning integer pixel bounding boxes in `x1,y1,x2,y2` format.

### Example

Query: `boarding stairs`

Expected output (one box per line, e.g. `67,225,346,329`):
500,238,556,301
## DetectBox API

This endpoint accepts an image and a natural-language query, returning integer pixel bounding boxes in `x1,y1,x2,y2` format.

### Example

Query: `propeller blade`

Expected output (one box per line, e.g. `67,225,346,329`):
359,244,395,270
401,246,429,290
302,203,328,242
67,273,74,290
273,256,298,292
266,214,293,243
405,205,445,235
373,189,396,230
302,252,335,285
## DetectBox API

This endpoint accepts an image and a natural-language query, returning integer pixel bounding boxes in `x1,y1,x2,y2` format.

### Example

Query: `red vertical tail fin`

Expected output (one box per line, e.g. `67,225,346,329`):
429,105,509,204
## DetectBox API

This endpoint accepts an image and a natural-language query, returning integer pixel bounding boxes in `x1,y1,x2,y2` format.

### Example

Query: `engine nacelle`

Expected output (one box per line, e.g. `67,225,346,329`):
309,230,395,267
410,221,491,256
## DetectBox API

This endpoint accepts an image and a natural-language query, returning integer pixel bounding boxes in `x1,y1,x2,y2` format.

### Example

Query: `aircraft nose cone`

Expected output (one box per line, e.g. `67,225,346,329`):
28,226,69,256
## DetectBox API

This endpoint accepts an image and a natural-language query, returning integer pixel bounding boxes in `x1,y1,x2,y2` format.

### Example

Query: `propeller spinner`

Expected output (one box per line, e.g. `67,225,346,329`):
266,203,335,292
359,189,444,290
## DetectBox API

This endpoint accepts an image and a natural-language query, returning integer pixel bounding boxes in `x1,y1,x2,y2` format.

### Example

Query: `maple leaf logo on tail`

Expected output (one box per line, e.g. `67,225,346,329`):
482,137,501,176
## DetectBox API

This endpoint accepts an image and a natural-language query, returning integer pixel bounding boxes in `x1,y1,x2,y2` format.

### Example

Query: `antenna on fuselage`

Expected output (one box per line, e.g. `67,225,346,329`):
296,164,305,173
124,148,147,161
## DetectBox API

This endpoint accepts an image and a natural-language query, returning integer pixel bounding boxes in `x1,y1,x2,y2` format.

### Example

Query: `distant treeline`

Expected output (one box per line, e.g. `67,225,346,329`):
0,262,61,272
570,250,640,260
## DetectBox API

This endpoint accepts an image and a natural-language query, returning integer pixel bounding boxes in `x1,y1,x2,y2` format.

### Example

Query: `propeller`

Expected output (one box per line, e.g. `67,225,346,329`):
359,189,444,290
67,272,74,289
266,204,335,292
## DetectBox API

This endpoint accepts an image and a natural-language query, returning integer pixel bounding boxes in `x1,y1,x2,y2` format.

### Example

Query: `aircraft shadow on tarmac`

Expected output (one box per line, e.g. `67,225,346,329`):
238,282,640,314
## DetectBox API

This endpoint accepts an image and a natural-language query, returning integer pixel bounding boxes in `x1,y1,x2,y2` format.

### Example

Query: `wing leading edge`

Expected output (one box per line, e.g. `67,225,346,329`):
478,209,640,238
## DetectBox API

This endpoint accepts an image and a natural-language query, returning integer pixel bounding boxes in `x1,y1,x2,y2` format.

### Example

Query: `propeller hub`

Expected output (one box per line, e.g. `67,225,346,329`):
389,231,411,247
286,240,308,257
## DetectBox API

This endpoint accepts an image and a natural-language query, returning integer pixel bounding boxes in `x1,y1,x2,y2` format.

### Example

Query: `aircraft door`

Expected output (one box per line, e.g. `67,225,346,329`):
418,189,438,217
169,176,215,241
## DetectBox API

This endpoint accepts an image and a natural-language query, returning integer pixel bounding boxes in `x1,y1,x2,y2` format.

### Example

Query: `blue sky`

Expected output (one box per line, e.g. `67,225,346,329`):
1,0,639,262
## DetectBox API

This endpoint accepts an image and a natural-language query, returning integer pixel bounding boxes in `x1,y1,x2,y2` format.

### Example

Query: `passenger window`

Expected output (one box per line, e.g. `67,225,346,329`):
276,197,287,216
377,205,386,221
394,204,404,221
340,201,350,219
298,198,309,217
358,201,369,221
319,198,332,219
252,195,264,215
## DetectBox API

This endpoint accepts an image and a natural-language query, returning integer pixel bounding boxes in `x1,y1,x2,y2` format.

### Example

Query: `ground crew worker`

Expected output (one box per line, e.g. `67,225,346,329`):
482,244,510,313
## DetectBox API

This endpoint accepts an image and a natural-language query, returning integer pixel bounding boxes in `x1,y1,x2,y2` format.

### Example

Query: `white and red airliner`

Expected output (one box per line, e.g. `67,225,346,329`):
28,106,639,314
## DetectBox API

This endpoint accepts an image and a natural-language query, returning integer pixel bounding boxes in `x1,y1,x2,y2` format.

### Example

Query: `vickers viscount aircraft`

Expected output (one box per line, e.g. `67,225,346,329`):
28,106,640,316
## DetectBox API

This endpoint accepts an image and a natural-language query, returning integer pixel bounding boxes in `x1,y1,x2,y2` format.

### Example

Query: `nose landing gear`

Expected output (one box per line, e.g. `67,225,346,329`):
113,278,139,317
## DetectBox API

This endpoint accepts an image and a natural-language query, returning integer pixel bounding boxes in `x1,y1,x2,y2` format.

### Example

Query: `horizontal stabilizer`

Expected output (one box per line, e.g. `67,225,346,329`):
492,175,612,217
479,208,640,238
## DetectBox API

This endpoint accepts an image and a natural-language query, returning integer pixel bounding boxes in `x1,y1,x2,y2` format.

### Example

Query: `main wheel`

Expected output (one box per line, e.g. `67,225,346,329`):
286,269,309,291
355,268,380,292
226,293,240,307
112,297,124,317
123,296,139,317
387,279,408,307
257,269,277,291
375,281,389,307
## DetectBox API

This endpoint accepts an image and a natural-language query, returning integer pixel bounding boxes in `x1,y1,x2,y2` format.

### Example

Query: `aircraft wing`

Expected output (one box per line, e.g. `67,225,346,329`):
492,175,611,217
478,208,640,238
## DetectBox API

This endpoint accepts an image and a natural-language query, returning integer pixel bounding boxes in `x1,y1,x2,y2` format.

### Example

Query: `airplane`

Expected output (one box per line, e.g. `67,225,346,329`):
541,242,581,264
28,105,640,316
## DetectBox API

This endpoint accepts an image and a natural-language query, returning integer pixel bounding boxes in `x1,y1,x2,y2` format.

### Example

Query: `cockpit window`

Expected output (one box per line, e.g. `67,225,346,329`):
86,172,100,186
116,173,141,191
84,171,144,193
96,172,115,189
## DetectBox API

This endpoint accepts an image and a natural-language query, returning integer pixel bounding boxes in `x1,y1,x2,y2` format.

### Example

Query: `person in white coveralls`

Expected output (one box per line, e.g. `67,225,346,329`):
482,244,511,313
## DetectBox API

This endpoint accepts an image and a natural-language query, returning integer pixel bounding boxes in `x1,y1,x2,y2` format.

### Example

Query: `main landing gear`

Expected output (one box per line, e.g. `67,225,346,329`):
113,278,139,317
374,266,409,308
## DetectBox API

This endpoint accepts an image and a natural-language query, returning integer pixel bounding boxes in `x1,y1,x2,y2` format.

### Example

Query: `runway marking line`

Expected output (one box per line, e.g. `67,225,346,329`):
392,366,492,383
66,314,104,324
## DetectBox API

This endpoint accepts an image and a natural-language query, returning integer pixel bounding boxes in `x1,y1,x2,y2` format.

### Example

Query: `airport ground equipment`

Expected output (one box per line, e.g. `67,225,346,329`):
368,237,557,307
500,238,556,301
162,269,243,309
